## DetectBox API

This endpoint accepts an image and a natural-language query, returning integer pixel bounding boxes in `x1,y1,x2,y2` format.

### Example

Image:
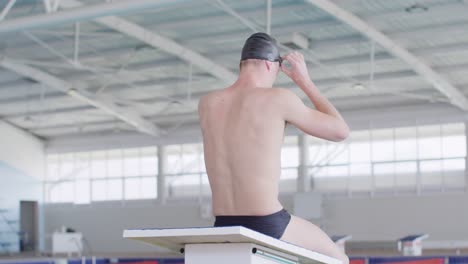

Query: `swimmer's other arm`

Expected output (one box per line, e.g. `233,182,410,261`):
277,52,349,142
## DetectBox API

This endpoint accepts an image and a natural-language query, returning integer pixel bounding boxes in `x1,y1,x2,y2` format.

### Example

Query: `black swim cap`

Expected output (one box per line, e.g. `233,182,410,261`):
241,32,282,64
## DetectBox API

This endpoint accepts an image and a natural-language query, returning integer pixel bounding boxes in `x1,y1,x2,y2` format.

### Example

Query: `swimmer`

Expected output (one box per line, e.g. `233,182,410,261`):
198,32,350,264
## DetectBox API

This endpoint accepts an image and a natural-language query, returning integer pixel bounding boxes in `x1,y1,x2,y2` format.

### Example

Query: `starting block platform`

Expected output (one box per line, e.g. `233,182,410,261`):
123,226,342,264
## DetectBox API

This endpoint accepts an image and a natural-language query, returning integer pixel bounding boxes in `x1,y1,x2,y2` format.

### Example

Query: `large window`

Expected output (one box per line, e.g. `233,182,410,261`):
45,147,158,204
44,123,467,203
166,143,208,198
310,123,466,195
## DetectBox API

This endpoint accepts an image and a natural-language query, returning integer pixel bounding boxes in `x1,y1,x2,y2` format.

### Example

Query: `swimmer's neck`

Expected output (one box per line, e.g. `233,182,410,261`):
232,70,275,89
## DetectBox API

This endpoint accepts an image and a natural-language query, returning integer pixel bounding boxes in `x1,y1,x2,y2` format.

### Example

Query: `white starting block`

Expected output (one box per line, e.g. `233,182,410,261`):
123,226,342,264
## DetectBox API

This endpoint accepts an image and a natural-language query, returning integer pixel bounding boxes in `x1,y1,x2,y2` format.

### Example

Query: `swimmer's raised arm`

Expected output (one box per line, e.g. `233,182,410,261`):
277,51,349,142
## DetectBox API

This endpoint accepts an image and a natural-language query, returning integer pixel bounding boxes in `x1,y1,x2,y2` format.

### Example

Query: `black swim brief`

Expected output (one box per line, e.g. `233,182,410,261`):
214,209,292,239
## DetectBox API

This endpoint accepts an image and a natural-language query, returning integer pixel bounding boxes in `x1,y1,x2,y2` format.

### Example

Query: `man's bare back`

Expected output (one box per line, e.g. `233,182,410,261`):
199,87,286,216
199,33,350,264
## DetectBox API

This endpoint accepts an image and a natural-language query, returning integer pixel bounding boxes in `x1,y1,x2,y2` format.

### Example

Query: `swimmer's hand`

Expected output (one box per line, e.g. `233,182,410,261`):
281,51,312,86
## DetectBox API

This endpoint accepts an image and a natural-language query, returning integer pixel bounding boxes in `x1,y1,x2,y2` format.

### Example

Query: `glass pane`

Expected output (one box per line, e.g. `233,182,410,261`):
47,162,60,181
394,162,417,188
308,144,327,165
281,168,298,180
282,146,299,167
395,127,417,161
418,125,442,159
75,180,90,204
125,178,140,200
75,165,90,180
395,139,418,161
443,159,465,171
419,137,442,159
124,148,140,177
374,163,394,189
108,179,123,200
107,150,123,177
48,183,66,203
327,165,348,177
420,160,442,173
374,163,395,175
170,174,199,197
60,157,75,181
167,145,182,174
59,181,74,203
349,142,371,163
91,151,107,178
171,174,200,186
141,177,157,199
350,164,371,176
313,166,327,178
328,143,349,165
314,166,347,191
420,160,443,187
349,130,371,163
141,156,157,176
395,161,417,174
141,146,157,168
182,153,199,173
372,141,394,162
46,183,59,203
92,180,107,201
372,129,394,162
442,136,466,158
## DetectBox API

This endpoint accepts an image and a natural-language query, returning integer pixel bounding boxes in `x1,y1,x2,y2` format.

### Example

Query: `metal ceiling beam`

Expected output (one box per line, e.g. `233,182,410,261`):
0,57,160,136
44,102,466,153
8,71,467,130
0,0,187,34
0,0,17,21
28,86,445,132
2,2,465,59
0,68,419,116
4,35,468,89
2,15,467,74
24,21,468,66
59,0,236,84
4,61,468,117
304,0,468,111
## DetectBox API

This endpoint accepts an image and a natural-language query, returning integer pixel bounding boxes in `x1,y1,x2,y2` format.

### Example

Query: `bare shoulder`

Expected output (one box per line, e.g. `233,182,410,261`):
268,87,303,105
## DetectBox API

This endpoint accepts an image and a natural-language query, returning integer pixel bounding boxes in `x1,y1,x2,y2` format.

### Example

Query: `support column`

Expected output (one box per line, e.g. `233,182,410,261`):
465,123,468,192
157,145,167,204
265,0,272,34
297,135,311,192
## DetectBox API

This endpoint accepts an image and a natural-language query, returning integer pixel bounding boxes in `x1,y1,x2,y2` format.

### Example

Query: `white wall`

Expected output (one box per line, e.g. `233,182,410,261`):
0,162,43,252
0,121,45,252
43,201,215,254
43,192,468,254
43,197,295,254
0,121,45,179
321,192,468,241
